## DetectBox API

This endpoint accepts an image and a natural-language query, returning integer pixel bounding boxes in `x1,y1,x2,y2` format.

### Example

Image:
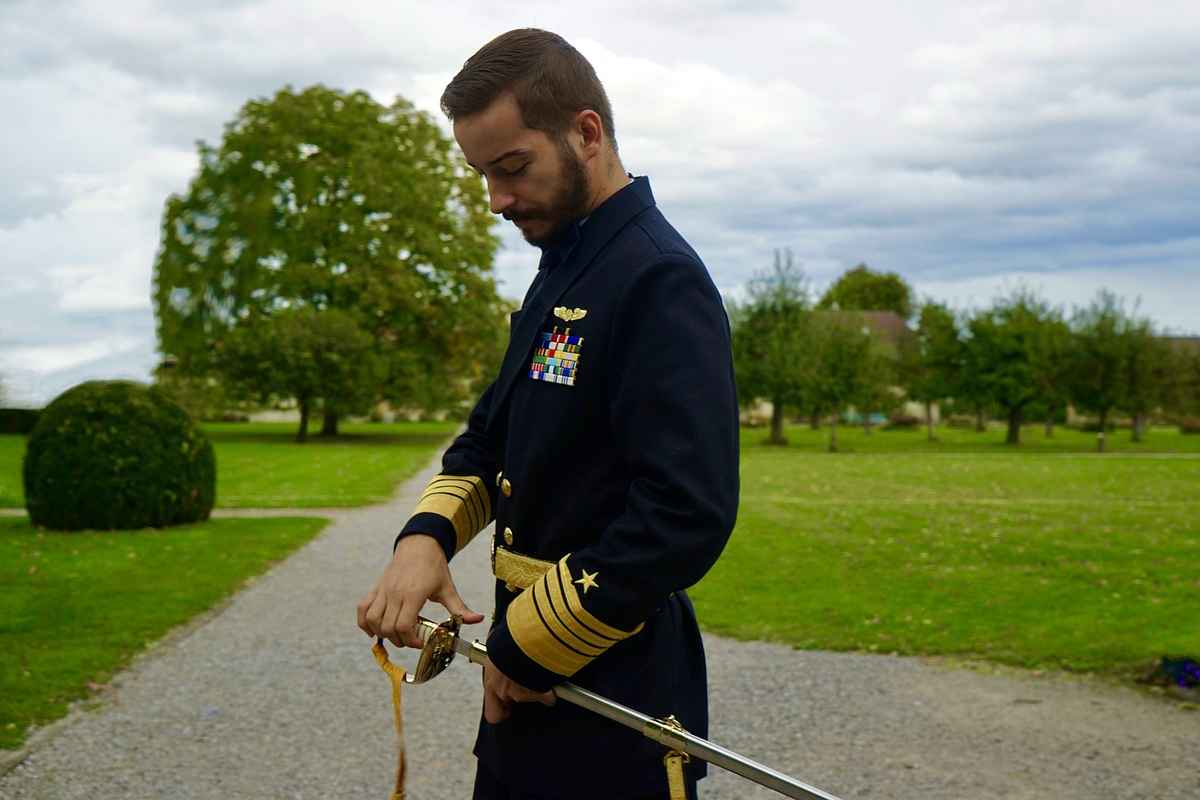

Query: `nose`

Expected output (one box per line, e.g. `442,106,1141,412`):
488,186,515,216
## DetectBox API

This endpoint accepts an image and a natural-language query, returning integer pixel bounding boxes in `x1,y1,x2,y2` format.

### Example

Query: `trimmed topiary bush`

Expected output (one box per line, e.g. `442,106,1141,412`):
23,380,216,530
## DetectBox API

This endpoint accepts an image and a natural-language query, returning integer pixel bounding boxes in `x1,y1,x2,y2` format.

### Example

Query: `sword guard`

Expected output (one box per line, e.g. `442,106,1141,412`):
404,614,462,684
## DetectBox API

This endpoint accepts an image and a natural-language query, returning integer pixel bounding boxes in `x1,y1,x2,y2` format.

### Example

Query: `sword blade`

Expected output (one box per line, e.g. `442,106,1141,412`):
417,619,844,800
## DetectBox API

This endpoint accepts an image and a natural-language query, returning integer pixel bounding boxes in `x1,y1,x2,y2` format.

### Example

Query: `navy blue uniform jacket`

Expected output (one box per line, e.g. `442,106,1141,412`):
396,176,739,798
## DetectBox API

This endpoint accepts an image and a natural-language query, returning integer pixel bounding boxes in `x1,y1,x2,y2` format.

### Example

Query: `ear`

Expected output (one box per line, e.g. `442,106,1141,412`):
575,109,605,159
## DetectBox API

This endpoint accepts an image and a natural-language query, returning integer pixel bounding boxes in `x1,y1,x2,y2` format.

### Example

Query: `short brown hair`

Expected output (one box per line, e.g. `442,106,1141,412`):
441,29,617,149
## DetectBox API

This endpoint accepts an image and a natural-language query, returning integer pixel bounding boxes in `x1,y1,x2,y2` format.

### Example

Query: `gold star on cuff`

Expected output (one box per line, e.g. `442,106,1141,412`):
574,569,599,594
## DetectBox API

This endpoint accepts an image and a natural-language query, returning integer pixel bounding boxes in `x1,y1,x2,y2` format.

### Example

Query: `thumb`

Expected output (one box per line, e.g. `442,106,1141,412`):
438,580,485,625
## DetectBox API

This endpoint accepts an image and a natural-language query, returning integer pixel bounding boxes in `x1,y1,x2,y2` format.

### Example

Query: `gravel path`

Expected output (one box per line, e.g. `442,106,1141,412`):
2,454,1196,799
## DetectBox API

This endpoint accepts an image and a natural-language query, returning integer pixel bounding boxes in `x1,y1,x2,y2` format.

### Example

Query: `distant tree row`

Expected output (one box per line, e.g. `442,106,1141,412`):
731,251,899,452
732,255,1200,451
900,289,1196,450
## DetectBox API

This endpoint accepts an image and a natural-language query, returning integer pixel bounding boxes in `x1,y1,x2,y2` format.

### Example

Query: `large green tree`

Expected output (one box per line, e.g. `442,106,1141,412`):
153,85,505,434
817,264,915,320
730,250,817,445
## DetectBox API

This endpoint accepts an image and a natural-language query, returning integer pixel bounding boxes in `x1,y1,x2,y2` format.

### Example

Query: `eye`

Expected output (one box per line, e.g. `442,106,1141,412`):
503,163,529,177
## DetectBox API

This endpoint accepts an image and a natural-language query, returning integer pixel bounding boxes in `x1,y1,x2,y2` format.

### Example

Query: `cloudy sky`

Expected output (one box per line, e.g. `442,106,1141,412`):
2,0,1198,406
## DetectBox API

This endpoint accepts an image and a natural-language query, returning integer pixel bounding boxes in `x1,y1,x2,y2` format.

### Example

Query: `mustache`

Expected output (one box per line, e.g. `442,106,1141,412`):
503,209,545,222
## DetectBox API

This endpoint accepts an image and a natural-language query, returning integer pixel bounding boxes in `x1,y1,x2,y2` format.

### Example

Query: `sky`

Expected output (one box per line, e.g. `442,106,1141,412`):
2,0,1198,406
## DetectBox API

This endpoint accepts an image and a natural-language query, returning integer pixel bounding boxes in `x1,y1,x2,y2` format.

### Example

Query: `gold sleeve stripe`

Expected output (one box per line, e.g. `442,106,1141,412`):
506,571,592,676
426,476,491,530
534,574,608,655
505,556,646,677
546,565,621,644
412,474,492,553
555,558,643,641
421,485,478,531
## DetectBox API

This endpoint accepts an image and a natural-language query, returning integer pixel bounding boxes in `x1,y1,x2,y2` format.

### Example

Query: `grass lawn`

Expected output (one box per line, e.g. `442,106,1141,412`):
690,424,1200,678
0,434,22,508
0,420,458,509
0,516,329,750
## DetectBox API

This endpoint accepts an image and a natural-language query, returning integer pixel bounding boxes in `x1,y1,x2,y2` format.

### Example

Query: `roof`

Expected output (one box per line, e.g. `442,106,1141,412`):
813,309,912,348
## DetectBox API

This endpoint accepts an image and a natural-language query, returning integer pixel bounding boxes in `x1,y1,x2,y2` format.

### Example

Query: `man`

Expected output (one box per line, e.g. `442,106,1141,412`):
357,29,739,799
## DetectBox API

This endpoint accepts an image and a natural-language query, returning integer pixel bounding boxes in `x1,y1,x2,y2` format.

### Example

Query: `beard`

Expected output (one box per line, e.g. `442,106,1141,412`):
507,137,591,247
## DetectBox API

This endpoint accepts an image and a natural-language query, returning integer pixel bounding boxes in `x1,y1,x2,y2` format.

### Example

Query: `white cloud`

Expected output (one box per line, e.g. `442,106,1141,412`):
0,335,144,375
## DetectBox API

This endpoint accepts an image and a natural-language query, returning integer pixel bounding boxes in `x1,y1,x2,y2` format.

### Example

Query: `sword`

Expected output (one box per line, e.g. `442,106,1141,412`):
406,616,845,800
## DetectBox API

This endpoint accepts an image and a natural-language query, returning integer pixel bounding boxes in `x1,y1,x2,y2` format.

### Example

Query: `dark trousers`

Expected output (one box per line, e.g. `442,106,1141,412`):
472,759,698,799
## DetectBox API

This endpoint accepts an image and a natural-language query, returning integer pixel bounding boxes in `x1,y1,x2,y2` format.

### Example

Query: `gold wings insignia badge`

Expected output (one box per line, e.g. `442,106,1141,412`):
553,307,588,322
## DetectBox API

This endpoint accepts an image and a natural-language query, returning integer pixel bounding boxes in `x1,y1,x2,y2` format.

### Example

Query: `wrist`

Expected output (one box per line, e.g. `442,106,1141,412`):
393,532,445,563
395,513,458,562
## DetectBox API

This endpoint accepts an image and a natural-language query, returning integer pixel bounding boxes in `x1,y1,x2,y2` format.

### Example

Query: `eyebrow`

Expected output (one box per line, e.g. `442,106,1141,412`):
469,148,531,173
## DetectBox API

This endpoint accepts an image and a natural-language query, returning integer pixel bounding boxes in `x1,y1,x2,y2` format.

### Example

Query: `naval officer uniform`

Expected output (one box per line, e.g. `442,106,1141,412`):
395,176,739,799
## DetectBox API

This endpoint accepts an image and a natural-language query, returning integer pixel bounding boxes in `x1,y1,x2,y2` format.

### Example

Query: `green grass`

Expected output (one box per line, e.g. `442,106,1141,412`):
203,421,457,507
747,421,1200,453
0,516,329,750
0,434,23,508
0,420,458,509
690,425,1200,678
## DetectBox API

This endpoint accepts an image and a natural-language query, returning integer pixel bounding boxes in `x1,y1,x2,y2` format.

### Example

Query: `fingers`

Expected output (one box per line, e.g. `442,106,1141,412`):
380,599,408,649
394,594,421,648
435,580,485,625
355,589,377,635
360,588,390,640
484,659,555,711
483,686,511,724
483,665,511,724
507,684,556,705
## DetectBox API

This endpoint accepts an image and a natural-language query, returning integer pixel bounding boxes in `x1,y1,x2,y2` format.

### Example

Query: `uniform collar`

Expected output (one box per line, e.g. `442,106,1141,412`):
536,176,651,272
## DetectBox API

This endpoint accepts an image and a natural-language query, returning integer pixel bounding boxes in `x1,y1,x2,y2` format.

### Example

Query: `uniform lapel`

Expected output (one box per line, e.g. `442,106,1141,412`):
487,177,655,430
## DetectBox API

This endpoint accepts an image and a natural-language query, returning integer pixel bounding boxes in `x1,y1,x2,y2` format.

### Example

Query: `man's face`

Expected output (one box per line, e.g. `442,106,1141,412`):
454,93,590,247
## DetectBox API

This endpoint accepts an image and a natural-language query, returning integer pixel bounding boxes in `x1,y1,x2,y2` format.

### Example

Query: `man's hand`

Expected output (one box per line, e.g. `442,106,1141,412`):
356,534,484,648
483,657,556,723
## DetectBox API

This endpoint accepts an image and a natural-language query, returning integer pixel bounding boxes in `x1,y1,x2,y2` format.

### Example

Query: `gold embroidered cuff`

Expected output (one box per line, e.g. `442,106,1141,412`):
412,474,492,554
505,555,643,677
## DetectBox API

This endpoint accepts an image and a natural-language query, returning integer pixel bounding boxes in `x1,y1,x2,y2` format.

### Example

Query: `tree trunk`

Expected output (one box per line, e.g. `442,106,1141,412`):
320,407,339,437
767,398,787,446
1044,409,1054,438
828,415,839,453
975,407,985,433
1132,414,1145,443
296,396,310,443
1097,408,1108,453
809,410,820,430
1005,407,1021,445
925,400,936,442
862,413,872,436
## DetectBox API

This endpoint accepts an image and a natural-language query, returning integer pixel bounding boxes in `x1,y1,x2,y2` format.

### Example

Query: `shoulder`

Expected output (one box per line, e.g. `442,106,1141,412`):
624,206,703,266
611,208,720,308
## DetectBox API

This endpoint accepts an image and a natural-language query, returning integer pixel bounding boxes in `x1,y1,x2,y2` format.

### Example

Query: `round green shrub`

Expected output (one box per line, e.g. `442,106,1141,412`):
23,381,216,530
